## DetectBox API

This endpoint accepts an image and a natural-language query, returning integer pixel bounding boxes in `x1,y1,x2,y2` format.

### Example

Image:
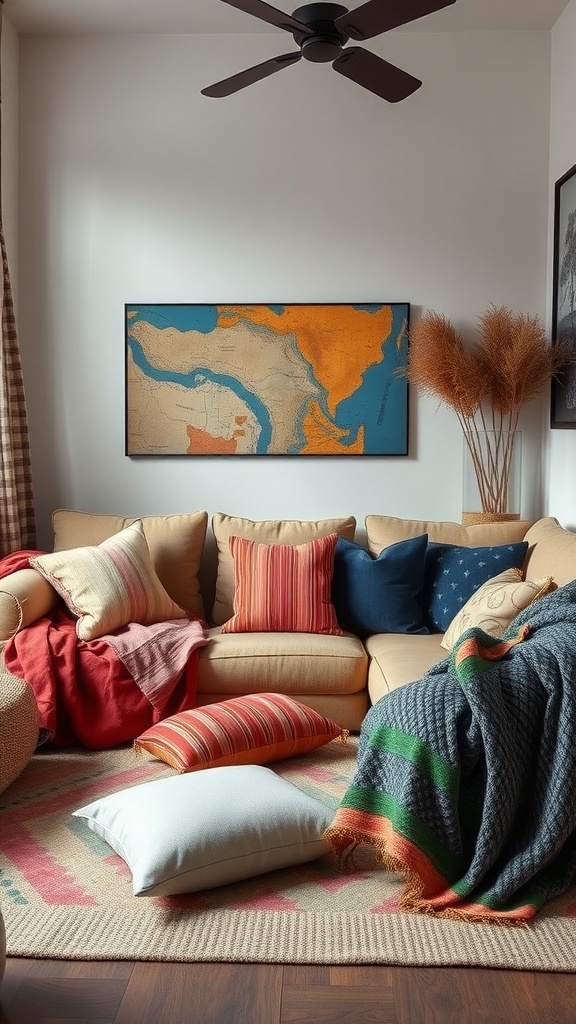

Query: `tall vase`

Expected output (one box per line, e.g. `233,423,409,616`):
461,430,521,526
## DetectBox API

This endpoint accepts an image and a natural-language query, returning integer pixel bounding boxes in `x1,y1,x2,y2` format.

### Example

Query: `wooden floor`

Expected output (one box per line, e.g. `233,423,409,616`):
2,958,576,1023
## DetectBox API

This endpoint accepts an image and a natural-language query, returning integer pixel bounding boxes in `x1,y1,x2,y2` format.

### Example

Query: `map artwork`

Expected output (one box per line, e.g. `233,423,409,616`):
125,303,409,456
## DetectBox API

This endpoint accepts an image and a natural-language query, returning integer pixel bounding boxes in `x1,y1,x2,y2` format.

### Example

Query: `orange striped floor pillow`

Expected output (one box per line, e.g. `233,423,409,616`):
134,693,349,773
220,532,343,634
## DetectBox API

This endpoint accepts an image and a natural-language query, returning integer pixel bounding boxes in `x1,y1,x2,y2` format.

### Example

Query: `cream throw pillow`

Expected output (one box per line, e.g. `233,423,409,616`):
52,509,208,618
441,568,555,651
30,520,187,641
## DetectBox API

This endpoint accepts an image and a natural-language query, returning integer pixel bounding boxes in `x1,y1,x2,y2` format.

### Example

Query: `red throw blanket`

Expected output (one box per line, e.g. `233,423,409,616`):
1,550,209,749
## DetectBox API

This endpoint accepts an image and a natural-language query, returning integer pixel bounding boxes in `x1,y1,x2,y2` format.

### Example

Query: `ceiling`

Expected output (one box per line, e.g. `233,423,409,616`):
2,0,571,36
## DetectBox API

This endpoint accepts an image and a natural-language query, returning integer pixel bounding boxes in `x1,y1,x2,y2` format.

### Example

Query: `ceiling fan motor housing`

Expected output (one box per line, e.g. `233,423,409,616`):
292,3,350,62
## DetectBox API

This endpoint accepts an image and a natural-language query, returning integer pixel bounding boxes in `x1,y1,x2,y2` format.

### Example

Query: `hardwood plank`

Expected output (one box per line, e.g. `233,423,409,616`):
281,983,397,1023
282,966,330,986
32,963,134,981
392,967,496,1023
0,959,34,1016
1,977,128,1023
2,956,576,1024
329,965,395,987
2,1018,114,1024
114,962,283,1024
488,969,576,1019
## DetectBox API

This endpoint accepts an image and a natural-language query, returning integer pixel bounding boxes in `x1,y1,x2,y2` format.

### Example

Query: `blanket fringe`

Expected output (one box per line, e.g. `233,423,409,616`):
324,825,531,928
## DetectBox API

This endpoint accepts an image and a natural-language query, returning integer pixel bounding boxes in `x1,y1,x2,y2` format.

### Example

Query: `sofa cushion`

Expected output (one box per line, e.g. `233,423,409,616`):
31,521,187,641
365,515,533,557
440,568,555,651
134,692,347,773
365,632,446,705
522,517,576,586
197,628,368,697
211,513,356,625
423,540,528,632
331,534,429,636
52,509,208,618
221,533,342,635
72,764,334,896
0,568,58,643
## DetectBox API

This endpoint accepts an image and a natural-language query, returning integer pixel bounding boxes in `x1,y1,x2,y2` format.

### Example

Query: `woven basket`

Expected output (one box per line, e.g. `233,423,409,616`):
0,671,39,796
461,512,521,527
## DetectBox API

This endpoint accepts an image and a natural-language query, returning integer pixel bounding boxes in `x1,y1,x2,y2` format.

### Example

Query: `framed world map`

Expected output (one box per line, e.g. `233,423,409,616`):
125,302,410,456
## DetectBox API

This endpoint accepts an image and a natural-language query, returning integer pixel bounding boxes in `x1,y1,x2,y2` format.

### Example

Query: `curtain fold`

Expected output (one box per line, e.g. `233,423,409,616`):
0,0,36,556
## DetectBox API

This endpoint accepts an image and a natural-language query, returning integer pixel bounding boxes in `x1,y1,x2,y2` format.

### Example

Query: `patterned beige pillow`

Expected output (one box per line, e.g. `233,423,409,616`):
441,568,555,651
52,509,208,618
211,513,356,625
31,520,187,641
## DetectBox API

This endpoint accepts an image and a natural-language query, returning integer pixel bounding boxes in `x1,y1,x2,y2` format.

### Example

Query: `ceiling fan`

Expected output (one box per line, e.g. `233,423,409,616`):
201,0,456,102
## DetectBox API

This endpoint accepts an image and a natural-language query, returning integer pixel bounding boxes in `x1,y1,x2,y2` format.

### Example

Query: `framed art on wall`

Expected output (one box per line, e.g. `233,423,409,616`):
551,163,576,428
125,303,410,456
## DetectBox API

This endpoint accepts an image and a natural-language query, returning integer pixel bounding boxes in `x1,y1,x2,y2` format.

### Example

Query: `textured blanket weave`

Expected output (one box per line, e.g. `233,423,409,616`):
325,580,576,924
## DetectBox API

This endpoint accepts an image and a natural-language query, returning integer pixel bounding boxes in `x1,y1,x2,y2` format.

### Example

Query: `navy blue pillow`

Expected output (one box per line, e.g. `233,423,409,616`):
423,540,529,633
331,534,429,637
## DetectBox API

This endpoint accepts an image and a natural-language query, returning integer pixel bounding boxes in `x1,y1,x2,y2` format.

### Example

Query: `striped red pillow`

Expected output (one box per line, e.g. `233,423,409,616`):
221,532,343,634
134,692,348,773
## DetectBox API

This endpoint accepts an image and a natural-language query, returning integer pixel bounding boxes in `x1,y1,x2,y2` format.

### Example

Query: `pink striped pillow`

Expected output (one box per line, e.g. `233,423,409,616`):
134,692,348,772
221,532,343,635
30,520,187,641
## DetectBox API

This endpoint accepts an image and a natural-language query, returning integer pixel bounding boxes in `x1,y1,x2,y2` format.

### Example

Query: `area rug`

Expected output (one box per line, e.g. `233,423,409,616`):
2,737,576,971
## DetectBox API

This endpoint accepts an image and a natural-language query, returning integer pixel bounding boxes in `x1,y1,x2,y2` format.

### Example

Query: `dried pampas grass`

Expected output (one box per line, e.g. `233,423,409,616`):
403,305,571,514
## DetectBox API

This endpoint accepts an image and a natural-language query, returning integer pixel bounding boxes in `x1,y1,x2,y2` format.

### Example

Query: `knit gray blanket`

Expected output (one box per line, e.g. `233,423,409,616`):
325,580,576,924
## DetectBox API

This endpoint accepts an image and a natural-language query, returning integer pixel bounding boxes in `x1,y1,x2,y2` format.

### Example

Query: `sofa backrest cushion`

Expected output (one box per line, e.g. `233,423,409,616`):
522,517,576,586
365,515,534,555
211,513,356,625
33,520,188,641
52,509,208,619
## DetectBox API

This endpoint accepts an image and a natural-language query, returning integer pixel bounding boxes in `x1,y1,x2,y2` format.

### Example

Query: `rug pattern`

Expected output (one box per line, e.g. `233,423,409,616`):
2,737,576,969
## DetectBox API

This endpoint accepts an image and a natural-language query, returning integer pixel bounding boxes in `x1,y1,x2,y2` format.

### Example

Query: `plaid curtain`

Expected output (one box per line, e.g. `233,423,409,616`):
0,1,36,555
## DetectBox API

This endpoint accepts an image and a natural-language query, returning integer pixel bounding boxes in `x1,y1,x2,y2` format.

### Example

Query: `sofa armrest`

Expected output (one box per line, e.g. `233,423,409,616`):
0,568,58,643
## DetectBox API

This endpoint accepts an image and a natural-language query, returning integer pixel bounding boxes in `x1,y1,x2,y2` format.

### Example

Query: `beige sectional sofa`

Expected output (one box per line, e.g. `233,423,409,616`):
2,510,576,736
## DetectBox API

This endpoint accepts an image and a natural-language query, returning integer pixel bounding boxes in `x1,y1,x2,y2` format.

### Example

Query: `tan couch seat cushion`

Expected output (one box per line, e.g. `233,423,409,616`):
522,517,576,586
197,628,367,696
365,514,534,556
52,509,208,618
365,632,446,705
211,513,356,625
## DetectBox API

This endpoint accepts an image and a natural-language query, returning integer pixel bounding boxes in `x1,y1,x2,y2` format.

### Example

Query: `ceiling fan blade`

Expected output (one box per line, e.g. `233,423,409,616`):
336,0,456,42
333,47,421,102
201,52,302,97
219,0,313,34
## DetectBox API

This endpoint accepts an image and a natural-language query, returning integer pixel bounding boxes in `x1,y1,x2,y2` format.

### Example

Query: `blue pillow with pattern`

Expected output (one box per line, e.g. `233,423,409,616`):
423,541,529,633
331,534,429,637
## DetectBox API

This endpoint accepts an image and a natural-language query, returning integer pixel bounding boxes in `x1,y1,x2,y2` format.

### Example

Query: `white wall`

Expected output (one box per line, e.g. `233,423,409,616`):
547,0,576,527
15,29,552,548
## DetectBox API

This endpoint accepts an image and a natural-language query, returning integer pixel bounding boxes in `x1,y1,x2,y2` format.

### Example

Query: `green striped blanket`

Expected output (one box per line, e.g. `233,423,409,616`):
325,580,576,924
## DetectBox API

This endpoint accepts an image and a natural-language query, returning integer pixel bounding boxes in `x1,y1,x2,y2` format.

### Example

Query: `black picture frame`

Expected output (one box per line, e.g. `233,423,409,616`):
551,162,576,428
125,302,410,456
